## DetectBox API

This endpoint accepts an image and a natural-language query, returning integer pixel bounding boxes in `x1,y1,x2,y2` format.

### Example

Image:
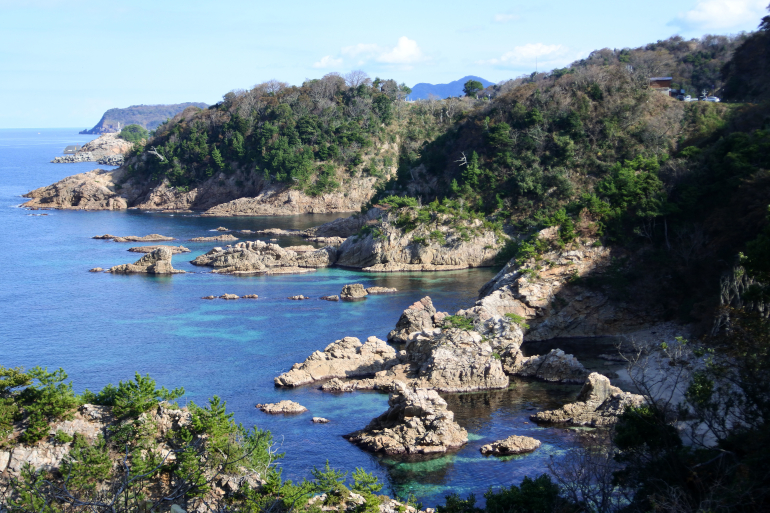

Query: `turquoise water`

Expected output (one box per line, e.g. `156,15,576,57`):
0,129,584,506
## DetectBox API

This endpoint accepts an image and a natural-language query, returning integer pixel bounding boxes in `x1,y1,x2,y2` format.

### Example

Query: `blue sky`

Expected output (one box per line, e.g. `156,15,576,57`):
1,0,767,128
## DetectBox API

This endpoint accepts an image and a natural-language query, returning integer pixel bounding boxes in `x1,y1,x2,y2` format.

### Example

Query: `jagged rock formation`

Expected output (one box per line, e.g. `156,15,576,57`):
278,296,523,393
531,372,646,427
474,230,659,340
344,382,468,455
275,337,398,387
191,240,337,274
479,435,541,455
341,284,368,299
513,349,589,384
23,169,130,210
256,401,307,414
128,245,190,254
334,209,503,272
51,133,133,164
388,297,441,343
108,247,184,274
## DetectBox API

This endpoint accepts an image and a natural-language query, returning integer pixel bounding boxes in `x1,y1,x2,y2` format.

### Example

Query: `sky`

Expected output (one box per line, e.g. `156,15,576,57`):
0,0,767,128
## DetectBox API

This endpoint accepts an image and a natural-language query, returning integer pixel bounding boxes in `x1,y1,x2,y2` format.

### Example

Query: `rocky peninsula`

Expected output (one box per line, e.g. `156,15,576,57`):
51,133,133,165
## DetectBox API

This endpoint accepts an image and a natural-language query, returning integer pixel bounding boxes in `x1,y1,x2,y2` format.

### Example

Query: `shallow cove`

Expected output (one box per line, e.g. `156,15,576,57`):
2,128,592,507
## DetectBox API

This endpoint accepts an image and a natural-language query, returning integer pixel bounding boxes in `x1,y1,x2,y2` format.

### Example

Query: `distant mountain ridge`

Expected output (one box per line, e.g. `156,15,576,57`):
80,102,208,134
407,76,494,100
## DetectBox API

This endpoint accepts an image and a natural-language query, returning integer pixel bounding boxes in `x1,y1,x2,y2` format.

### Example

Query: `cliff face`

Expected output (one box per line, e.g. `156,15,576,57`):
22,164,380,215
472,229,663,341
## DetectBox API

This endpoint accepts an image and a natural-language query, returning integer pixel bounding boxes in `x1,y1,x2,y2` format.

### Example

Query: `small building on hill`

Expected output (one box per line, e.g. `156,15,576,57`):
649,77,673,95
63,145,80,154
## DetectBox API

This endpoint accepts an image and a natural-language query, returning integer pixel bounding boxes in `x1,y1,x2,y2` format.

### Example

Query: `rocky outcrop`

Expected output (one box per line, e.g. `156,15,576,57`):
256,400,307,414
304,208,384,238
321,295,340,301
108,247,184,274
312,417,330,424
51,133,133,163
513,349,589,384
479,435,541,455
279,296,524,393
474,231,659,340
191,240,337,274
275,336,398,387
341,284,368,299
344,382,468,455
96,234,174,242
23,168,131,210
189,234,238,242
128,245,190,253
531,372,646,427
367,287,398,294
388,297,440,343
334,208,504,272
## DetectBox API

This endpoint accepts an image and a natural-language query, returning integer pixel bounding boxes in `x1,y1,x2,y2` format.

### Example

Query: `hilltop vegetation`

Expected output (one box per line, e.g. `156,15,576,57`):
81,103,209,134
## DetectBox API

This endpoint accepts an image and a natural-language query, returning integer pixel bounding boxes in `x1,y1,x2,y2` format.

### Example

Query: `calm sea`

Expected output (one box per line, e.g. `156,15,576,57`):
0,128,588,506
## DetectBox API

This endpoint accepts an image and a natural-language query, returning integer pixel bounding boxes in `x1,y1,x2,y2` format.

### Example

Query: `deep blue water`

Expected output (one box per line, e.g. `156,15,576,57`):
0,129,587,506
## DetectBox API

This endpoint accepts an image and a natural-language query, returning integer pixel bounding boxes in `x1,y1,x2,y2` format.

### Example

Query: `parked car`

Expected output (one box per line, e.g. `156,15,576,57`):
682,95,693,102
703,96,721,102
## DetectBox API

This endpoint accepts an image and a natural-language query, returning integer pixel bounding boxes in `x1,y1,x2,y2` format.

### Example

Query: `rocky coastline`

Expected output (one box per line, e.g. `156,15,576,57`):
50,133,133,164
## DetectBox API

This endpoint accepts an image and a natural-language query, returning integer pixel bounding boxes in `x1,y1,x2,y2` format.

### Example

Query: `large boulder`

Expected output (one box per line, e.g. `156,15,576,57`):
344,382,468,455
108,247,184,274
388,297,439,343
480,435,541,455
274,336,398,387
256,401,307,414
531,372,646,427
340,283,368,299
405,328,510,392
513,349,589,383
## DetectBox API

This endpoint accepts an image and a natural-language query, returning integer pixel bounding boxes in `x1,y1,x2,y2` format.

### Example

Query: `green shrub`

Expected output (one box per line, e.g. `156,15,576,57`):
444,315,475,331
118,124,149,144
504,313,530,330
53,430,73,444
60,435,112,491
84,372,184,419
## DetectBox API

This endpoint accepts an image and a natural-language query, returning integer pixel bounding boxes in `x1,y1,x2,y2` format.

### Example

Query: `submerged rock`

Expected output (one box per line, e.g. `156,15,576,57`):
89,267,103,272
321,295,340,301
480,435,541,455
345,381,468,455
275,336,398,387
256,401,307,414
108,247,184,274
340,283,368,299
531,372,646,427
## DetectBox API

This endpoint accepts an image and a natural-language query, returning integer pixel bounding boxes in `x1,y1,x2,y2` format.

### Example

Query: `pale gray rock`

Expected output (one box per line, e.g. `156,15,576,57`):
312,417,330,424
108,247,184,274
345,381,468,455
321,295,340,301
388,297,438,343
531,372,646,427
191,240,337,274
288,295,309,300
341,283,368,299
89,267,103,272
220,294,239,300
128,245,190,254
96,233,174,242
256,400,307,414
366,287,398,294
275,336,398,387
480,435,541,455
189,234,238,242
513,349,589,383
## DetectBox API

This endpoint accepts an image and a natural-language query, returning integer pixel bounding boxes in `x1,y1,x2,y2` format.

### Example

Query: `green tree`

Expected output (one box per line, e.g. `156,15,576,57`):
118,124,149,144
463,80,484,98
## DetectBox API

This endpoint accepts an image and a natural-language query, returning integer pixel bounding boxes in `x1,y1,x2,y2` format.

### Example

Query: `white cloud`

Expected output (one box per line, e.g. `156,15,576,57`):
312,55,343,69
480,43,571,67
341,43,381,59
672,0,766,31
376,36,425,64
493,13,520,23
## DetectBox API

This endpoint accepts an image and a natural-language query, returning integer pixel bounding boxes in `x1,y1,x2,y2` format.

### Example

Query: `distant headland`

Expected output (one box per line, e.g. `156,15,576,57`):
79,102,208,134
